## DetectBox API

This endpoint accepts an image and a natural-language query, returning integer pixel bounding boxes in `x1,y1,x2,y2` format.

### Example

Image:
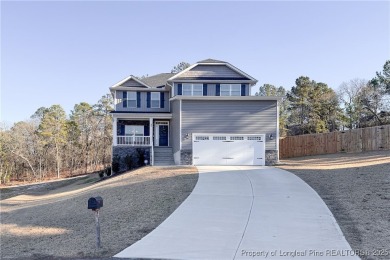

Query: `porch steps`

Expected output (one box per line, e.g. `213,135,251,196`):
153,147,175,166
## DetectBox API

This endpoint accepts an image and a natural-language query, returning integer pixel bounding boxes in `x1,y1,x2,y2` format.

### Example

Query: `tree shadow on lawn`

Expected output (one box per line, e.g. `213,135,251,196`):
0,170,199,259
0,174,100,201
285,162,390,260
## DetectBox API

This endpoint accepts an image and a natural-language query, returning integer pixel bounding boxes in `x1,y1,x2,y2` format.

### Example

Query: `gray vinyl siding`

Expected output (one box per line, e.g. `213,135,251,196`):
181,100,277,150
173,83,250,96
176,65,245,79
115,91,169,112
170,100,181,162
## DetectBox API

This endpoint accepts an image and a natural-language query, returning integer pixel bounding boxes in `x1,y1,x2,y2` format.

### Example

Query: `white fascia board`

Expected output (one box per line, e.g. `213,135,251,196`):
111,113,172,119
167,64,199,81
110,75,151,89
224,63,258,84
109,87,167,92
169,79,254,84
169,96,284,102
168,62,258,85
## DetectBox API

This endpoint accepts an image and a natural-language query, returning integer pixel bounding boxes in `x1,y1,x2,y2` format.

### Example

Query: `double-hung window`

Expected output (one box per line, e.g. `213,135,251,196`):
151,92,160,108
127,92,137,108
220,84,241,96
183,83,203,96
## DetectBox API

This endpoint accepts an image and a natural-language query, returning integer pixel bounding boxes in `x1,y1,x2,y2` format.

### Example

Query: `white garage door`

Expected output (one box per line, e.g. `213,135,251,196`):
192,134,265,166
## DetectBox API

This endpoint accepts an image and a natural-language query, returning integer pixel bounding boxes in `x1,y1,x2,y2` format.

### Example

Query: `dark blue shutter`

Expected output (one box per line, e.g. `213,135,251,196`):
123,91,127,108
203,84,207,96
147,92,151,108
160,92,165,108
120,124,125,135
241,84,246,96
144,124,150,136
216,84,220,96
137,92,141,108
178,83,182,95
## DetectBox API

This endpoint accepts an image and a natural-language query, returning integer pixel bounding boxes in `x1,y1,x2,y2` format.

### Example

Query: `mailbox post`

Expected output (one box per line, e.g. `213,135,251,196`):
88,196,103,248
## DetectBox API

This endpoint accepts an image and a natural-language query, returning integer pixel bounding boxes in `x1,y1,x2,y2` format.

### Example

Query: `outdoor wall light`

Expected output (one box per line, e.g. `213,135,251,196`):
270,134,274,140
185,133,190,139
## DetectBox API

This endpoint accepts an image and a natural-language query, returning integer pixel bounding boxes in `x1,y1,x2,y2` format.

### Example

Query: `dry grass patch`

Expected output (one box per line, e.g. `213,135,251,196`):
278,150,390,260
0,166,198,259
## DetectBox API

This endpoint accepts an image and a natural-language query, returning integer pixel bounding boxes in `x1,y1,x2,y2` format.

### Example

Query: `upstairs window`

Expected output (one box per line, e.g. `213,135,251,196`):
151,92,160,108
183,83,203,96
127,92,137,108
220,84,241,96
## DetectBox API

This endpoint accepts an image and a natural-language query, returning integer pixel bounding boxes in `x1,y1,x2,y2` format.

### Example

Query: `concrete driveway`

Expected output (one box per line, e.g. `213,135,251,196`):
115,166,359,259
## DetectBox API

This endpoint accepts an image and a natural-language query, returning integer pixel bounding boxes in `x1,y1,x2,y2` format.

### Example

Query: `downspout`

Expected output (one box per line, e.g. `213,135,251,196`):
276,99,280,163
150,117,154,166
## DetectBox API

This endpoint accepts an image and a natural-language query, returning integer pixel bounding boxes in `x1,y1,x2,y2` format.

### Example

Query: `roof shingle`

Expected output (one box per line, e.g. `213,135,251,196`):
139,73,176,88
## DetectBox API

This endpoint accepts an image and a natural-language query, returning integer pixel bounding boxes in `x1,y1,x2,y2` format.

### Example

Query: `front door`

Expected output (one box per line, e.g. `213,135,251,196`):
159,125,169,146
154,121,169,146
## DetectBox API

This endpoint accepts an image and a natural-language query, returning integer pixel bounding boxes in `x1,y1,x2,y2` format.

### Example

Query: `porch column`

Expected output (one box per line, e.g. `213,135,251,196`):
150,118,154,165
113,117,117,146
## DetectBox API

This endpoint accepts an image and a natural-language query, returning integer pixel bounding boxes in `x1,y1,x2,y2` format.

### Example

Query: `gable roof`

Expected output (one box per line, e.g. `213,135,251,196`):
140,73,175,88
110,75,151,89
168,59,257,84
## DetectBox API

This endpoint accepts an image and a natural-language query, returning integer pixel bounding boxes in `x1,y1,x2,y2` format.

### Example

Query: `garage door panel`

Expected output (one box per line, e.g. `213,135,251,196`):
253,141,265,165
193,134,265,166
193,139,228,165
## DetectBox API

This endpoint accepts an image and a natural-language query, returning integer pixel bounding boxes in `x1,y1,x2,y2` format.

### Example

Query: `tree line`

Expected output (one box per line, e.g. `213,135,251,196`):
257,60,390,136
0,95,113,184
1,61,389,184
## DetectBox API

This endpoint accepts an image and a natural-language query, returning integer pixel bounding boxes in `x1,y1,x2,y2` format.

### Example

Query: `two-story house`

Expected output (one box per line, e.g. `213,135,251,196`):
109,59,280,169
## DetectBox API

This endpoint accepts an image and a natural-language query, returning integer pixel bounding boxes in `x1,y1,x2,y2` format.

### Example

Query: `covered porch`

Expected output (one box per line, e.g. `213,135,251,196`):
115,120,151,146
112,113,172,165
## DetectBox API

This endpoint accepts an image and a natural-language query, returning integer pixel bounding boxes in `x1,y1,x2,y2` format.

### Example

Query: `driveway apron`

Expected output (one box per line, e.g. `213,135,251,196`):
115,166,358,260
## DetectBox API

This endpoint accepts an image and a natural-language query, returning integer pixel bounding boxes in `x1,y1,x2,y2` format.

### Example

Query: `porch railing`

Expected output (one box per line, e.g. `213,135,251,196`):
117,136,151,146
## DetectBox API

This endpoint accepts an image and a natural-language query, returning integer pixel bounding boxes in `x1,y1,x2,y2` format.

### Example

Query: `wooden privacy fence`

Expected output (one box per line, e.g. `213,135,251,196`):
279,124,390,159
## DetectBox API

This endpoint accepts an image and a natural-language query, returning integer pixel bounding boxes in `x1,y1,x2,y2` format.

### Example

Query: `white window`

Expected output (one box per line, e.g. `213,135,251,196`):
125,125,144,136
220,84,241,96
127,92,137,108
183,83,203,96
151,92,160,108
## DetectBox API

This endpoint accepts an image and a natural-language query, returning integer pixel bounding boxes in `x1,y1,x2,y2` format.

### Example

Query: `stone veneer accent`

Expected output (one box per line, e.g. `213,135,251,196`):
180,150,193,165
265,150,278,166
112,146,150,173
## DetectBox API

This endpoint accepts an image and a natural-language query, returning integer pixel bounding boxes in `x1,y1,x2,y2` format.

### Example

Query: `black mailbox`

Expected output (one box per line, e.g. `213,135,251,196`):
88,196,103,210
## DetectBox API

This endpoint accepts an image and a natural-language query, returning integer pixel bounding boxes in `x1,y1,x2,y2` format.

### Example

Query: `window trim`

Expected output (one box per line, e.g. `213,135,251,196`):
220,84,241,96
151,92,160,108
182,83,203,96
127,91,137,108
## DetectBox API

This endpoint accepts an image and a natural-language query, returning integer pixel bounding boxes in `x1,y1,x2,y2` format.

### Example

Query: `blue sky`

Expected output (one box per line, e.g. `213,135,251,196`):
1,1,389,124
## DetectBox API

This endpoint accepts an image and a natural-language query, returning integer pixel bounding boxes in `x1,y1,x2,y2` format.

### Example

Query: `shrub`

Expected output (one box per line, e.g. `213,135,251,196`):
136,148,146,166
98,171,105,178
124,154,134,170
112,155,120,173
105,166,112,176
